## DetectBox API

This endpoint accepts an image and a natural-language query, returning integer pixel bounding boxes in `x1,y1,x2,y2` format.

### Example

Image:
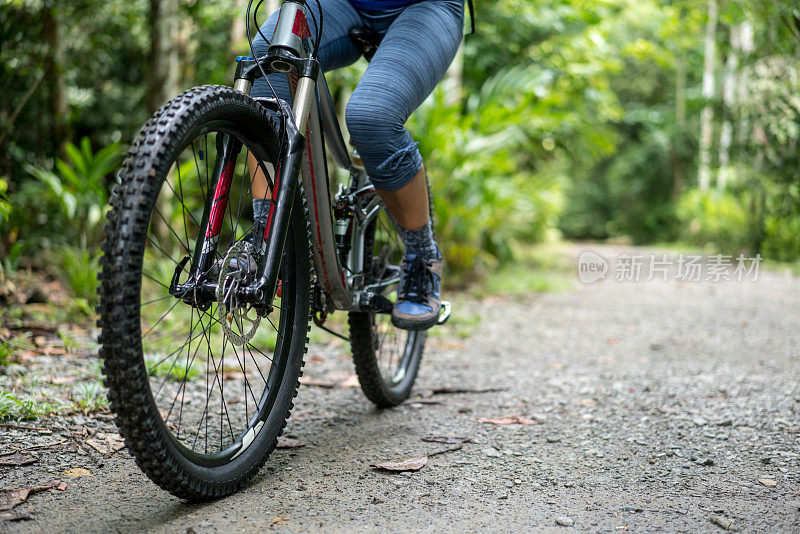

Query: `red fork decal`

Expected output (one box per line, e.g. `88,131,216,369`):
292,10,312,39
205,161,235,238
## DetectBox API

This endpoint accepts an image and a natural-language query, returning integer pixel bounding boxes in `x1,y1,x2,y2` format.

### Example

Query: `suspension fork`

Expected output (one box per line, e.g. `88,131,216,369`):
240,99,305,304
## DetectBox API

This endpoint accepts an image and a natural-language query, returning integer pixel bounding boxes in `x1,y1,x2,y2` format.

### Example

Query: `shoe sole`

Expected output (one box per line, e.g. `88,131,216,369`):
391,305,441,331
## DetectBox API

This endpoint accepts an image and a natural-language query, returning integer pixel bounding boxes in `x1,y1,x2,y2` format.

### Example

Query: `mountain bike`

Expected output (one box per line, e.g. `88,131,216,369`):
97,0,450,500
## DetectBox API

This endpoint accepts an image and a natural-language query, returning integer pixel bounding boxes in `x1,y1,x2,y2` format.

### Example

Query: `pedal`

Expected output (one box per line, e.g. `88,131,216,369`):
360,292,393,313
437,301,452,325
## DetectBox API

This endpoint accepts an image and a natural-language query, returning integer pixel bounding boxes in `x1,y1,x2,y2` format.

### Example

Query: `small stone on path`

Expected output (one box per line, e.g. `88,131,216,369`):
709,514,738,531
555,516,574,527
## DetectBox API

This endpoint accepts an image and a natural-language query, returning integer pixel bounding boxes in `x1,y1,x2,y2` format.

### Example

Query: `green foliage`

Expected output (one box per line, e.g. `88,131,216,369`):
145,353,203,382
410,77,563,278
57,246,101,304
58,330,79,354
0,341,11,367
2,0,800,284
0,390,51,421
677,189,751,253
0,177,11,227
72,381,109,414
0,241,27,275
24,137,122,249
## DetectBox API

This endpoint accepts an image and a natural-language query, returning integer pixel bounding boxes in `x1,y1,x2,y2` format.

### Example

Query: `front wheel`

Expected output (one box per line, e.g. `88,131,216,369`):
349,206,427,407
98,86,310,500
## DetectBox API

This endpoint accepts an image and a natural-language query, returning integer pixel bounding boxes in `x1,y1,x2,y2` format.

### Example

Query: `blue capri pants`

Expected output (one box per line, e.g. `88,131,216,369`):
251,0,464,191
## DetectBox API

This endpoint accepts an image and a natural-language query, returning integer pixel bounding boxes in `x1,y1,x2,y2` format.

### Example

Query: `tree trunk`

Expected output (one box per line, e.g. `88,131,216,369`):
230,0,248,59
444,40,464,107
178,10,196,85
717,25,739,191
148,0,180,113
672,50,687,199
735,21,754,184
697,0,718,192
42,3,69,156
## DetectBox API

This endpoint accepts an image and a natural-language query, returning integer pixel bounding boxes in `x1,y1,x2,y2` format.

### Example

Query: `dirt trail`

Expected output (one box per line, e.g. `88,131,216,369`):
4,245,800,533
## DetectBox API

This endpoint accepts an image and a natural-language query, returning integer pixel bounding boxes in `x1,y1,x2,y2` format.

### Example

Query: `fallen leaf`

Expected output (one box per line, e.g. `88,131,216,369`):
578,398,596,407
758,478,777,487
0,511,33,522
85,432,126,456
298,377,337,388
323,371,352,382
0,485,52,511
478,415,541,426
0,489,29,512
269,516,289,527
276,437,306,449
54,481,67,491
63,467,92,478
421,436,471,445
371,455,428,472
709,514,737,531
48,376,78,385
339,375,360,388
0,453,38,467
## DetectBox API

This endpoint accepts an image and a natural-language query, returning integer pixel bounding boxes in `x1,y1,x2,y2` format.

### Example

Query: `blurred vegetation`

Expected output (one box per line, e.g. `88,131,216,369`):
0,0,799,297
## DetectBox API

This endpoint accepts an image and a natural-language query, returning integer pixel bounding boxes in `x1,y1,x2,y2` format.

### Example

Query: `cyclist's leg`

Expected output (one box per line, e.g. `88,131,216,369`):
345,0,464,328
345,0,463,207
249,0,362,215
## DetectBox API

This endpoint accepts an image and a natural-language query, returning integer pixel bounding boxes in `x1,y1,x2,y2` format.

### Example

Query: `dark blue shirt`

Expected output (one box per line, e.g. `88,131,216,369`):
348,0,420,11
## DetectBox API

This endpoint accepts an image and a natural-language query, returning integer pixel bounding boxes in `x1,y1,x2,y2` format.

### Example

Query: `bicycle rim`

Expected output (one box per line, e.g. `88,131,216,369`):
136,125,292,464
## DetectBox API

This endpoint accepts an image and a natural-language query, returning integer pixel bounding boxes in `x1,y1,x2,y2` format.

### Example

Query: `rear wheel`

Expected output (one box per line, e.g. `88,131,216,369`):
349,204,427,407
98,86,310,500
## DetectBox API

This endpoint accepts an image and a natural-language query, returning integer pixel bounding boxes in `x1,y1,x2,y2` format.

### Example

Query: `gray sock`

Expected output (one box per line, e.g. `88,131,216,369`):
252,198,271,224
397,219,438,259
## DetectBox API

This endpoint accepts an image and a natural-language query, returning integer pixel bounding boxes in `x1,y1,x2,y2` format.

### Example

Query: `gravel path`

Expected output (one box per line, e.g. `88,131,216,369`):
5,245,800,533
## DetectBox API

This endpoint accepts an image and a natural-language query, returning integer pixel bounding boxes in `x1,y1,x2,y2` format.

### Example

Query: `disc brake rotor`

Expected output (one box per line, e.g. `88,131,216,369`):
217,241,261,346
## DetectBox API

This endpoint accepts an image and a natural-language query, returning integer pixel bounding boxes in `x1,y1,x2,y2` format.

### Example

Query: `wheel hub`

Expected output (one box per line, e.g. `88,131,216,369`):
217,241,261,346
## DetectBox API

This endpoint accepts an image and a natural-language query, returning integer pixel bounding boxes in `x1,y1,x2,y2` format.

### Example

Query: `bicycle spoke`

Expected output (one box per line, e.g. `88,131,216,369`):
142,298,183,340
152,316,210,398
153,207,190,255
219,336,236,445
231,343,259,413
169,163,200,229
142,271,172,291
164,307,198,427
245,343,270,388
147,235,182,267
141,294,173,307
246,342,275,365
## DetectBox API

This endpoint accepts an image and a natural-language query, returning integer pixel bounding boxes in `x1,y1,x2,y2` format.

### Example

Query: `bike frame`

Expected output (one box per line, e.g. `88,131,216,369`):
176,0,387,315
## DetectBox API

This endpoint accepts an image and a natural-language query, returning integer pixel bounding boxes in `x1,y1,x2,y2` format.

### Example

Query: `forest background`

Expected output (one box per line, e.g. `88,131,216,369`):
1,0,799,298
